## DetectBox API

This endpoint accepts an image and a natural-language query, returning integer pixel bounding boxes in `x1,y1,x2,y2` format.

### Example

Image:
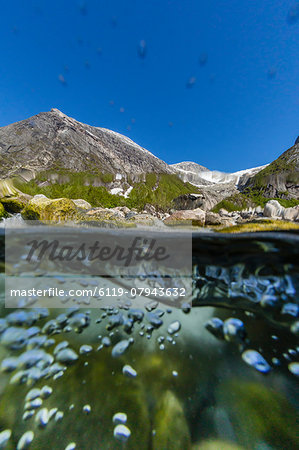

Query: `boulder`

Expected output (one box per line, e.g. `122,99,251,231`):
282,205,299,221
143,203,157,216
255,205,263,214
127,213,158,226
152,390,191,449
0,193,32,213
172,193,205,211
263,200,285,218
77,207,136,228
72,199,92,210
218,208,229,217
22,196,77,221
164,208,205,226
113,206,131,216
205,212,223,226
83,207,125,221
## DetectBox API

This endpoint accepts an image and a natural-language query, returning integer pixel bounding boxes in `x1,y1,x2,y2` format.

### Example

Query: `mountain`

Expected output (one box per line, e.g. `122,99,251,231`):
244,140,299,199
0,109,297,212
0,108,171,181
0,109,199,211
171,161,267,188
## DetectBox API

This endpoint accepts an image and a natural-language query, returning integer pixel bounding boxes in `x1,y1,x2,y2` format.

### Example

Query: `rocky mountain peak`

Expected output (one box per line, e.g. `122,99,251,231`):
0,109,172,180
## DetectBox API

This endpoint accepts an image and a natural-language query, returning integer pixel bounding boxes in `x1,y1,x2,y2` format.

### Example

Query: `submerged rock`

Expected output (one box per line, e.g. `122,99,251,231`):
152,390,191,449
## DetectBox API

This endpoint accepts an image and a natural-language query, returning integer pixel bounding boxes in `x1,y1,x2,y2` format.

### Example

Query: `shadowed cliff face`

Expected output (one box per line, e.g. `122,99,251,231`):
0,109,171,180
244,143,299,199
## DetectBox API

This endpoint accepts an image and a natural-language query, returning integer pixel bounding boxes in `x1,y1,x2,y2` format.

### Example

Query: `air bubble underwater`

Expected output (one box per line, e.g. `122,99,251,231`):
0,249,299,449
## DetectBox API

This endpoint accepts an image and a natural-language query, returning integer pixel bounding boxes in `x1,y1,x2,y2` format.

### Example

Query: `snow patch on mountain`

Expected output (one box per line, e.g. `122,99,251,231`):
199,164,269,186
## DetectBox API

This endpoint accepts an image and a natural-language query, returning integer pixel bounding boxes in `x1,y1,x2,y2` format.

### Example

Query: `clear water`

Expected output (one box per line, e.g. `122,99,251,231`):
0,229,298,449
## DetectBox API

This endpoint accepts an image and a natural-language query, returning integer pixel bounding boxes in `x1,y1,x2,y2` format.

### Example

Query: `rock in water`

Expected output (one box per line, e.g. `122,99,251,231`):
152,390,191,449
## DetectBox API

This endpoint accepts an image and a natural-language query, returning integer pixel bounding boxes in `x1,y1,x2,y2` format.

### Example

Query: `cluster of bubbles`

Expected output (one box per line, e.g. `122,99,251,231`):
0,301,188,447
199,258,299,376
0,242,298,447
194,262,298,328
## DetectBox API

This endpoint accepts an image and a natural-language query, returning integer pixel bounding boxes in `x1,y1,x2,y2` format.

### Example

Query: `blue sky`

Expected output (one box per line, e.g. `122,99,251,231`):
0,0,298,171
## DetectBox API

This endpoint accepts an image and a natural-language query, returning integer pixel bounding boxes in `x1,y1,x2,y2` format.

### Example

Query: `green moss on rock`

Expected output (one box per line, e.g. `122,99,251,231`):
217,380,298,449
0,203,8,220
22,196,77,221
0,194,32,213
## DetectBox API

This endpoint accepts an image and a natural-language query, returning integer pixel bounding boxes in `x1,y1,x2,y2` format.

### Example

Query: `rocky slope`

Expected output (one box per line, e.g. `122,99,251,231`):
171,161,268,188
0,108,171,181
170,162,212,186
244,140,299,199
170,160,269,210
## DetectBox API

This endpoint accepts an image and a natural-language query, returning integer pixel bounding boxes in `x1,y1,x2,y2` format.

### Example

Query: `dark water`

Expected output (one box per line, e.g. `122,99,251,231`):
0,229,298,449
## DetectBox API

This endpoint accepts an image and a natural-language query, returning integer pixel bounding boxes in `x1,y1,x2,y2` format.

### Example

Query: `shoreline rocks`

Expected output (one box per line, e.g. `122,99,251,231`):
263,200,299,221
164,208,205,226
1,192,299,231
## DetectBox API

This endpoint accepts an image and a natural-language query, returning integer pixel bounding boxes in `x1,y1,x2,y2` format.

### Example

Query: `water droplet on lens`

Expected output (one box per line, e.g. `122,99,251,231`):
186,76,196,88
287,3,299,25
138,39,147,58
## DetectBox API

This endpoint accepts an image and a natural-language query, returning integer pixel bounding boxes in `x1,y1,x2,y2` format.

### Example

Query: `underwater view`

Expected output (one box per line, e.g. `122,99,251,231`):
0,224,298,449
0,1,298,448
